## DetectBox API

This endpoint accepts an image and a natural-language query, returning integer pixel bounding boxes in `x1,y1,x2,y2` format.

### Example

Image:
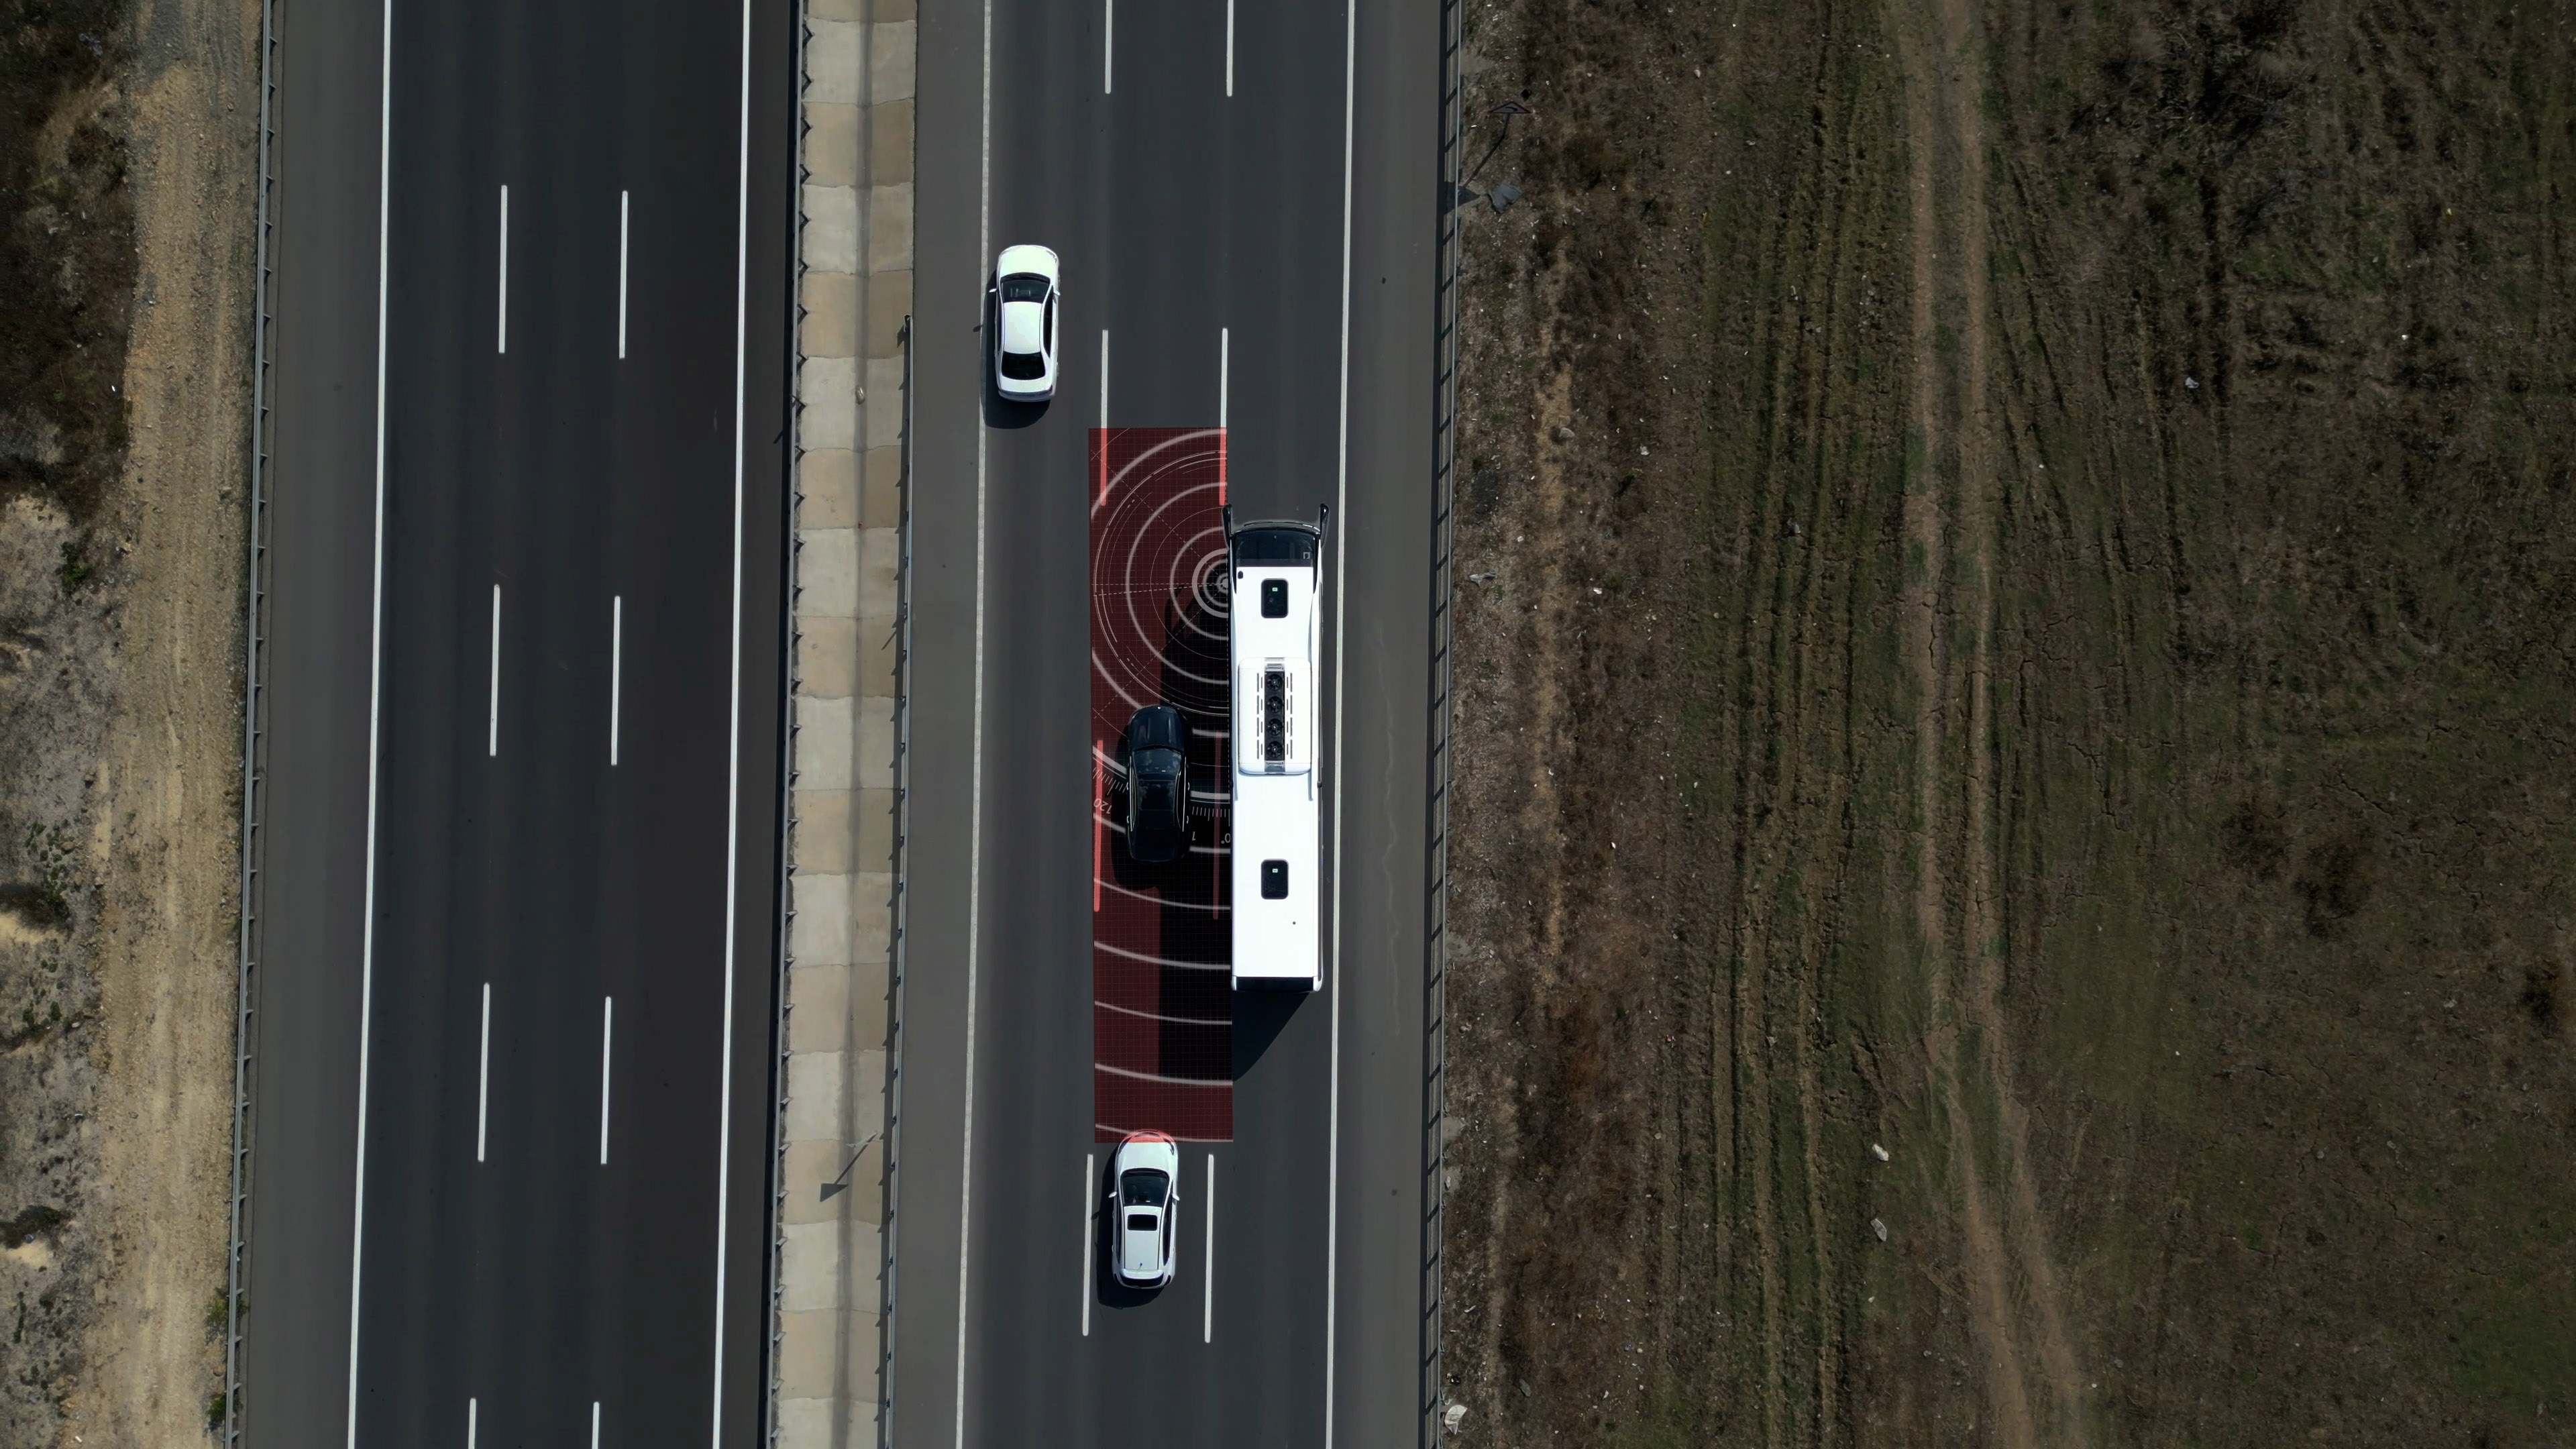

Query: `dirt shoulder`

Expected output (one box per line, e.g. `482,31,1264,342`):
1441,1,2576,1445
0,0,260,1438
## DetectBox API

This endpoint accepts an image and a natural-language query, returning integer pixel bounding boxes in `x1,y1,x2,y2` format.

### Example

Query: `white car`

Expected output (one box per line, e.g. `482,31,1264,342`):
989,244,1061,402
1109,1131,1179,1288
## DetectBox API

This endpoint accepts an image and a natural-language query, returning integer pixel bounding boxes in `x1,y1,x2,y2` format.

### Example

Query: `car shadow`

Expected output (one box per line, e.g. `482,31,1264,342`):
979,290,1049,430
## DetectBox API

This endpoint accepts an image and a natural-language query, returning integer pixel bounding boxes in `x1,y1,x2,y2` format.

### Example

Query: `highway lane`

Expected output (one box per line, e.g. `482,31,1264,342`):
236,0,386,1432
892,0,1439,1442
237,0,795,1442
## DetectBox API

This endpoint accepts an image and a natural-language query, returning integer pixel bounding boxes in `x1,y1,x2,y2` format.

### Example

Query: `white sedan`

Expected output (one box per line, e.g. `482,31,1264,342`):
989,244,1061,402
1108,1131,1179,1288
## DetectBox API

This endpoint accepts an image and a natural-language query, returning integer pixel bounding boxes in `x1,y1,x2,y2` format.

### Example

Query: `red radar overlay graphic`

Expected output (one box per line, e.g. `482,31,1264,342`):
1091,427,1232,1142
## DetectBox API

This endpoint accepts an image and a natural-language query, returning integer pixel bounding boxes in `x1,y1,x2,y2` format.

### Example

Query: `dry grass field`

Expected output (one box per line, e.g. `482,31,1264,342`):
1440,0,2576,1444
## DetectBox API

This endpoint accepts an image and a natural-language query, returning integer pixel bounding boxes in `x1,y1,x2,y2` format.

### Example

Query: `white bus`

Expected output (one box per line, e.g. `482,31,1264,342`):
1226,508,1326,992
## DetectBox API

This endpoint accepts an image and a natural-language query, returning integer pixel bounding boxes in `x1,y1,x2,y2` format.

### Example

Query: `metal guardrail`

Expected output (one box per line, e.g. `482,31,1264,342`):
876,309,912,1449
763,84,802,1440
766,9,806,1435
1423,0,1466,1440
765,564,792,1443
223,0,284,1431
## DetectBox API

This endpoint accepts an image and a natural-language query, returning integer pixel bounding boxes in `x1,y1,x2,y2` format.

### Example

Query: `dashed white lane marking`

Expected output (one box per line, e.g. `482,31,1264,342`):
1099,329,1112,431
1081,1152,1096,1338
476,982,492,1162
496,184,510,354
466,1397,478,1449
486,584,502,757
598,996,614,1166
1225,0,1235,95
608,595,624,766
1203,1153,1216,1343
1103,0,1114,93
1218,328,1230,428
590,1401,601,1449
617,191,631,360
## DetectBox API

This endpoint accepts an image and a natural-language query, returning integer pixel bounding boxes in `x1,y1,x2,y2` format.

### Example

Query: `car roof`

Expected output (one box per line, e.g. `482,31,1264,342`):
998,302,1046,354
1118,1213,1163,1275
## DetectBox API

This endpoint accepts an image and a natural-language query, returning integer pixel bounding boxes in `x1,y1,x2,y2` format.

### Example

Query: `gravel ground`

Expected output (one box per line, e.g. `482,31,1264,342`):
0,0,258,1437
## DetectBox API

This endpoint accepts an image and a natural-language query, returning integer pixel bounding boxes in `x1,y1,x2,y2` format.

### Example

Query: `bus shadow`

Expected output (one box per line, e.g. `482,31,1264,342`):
1230,988,1305,1077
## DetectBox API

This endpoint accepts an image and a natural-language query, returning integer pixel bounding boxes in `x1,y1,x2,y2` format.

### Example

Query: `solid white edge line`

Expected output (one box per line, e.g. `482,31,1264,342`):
1218,328,1230,430
497,183,509,354
1323,0,1356,1441
1224,0,1234,96
1099,329,1110,430
1203,1154,1216,1344
609,595,624,766
343,0,394,1434
476,983,492,1163
1103,0,1113,93
954,0,993,1438
487,584,502,757
617,190,631,360
1081,1153,1095,1338
707,0,751,1433
599,995,614,1165
466,1397,477,1449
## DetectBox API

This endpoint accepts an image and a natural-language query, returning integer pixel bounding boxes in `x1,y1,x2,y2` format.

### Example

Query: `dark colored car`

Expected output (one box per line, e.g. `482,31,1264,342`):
1120,704,1189,863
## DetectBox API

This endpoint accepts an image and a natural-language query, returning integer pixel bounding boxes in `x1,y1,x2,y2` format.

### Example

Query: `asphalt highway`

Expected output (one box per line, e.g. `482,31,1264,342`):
237,0,795,1441
891,0,1441,1442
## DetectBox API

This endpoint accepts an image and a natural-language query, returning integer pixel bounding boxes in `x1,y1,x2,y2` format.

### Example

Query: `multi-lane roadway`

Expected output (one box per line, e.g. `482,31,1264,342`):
889,0,1442,1444
237,0,1442,1440
239,0,794,1443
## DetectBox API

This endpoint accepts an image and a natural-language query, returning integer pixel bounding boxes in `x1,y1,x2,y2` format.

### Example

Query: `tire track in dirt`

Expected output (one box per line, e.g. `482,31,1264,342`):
1712,31,1825,1449
1890,0,2090,1444
1702,5,1925,1440
1448,0,2576,1440
1741,69,1858,1449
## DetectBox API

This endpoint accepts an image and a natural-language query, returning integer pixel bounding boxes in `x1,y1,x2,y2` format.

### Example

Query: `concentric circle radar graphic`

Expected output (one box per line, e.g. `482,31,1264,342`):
1089,429,1231,725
